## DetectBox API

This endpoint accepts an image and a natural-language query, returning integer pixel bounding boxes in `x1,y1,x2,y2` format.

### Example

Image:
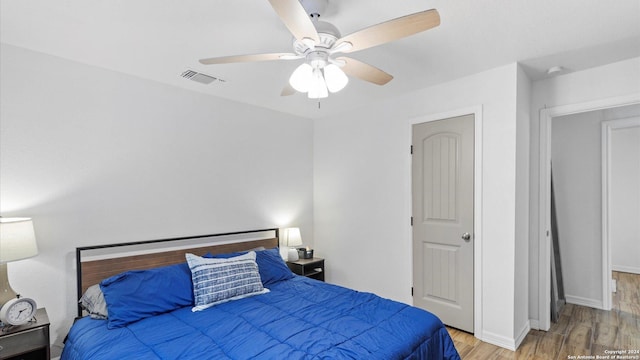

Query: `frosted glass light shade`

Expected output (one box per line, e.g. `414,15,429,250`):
289,61,347,98
308,68,328,99
289,63,313,92
324,64,348,93
0,218,38,263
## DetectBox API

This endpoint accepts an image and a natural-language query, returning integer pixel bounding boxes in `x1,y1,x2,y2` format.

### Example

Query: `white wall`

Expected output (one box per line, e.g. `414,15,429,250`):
314,62,528,349
514,66,531,343
0,44,314,352
528,57,640,324
610,121,640,274
552,111,603,306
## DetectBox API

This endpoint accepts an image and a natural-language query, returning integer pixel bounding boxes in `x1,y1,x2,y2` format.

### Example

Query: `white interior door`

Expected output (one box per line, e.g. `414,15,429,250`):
412,114,474,332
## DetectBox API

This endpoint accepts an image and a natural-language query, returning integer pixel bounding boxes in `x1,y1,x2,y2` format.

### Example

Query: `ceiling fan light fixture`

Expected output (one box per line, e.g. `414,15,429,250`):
200,4,441,101
289,63,313,92
323,64,348,93
308,68,328,99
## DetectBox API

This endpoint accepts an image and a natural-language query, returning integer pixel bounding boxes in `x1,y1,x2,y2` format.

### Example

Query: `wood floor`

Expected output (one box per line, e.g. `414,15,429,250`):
447,271,640,359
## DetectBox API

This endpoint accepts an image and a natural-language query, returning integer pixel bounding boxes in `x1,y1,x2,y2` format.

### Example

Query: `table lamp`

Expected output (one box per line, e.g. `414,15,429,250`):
0,218,38,308
285,227,302,261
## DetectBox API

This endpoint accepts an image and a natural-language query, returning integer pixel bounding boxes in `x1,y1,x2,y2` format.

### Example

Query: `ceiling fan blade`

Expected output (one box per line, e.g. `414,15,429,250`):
335,9,440,53
268,0,320,43
281,82,296,96
337,57,393,86
199,53,299,65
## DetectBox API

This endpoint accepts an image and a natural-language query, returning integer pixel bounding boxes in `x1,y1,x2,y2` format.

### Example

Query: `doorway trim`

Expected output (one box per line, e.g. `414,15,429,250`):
407,105,483,338
538,93,640,331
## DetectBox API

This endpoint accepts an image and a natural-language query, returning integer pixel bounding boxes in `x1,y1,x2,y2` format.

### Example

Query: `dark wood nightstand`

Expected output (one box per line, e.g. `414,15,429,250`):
0,308,50,360
287,257,325,282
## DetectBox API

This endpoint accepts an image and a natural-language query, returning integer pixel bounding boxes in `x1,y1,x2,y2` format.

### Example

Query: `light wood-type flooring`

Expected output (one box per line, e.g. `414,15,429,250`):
447,271,640,359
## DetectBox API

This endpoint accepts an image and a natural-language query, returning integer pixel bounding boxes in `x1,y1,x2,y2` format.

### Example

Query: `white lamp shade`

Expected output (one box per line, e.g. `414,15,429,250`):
285,227,303,247
308,68,328,99
289,63,313,93
324,64,348,93
0,218,38,263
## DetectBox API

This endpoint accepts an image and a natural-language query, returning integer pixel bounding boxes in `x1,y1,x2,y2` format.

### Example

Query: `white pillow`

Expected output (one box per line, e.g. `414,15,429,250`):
79,284,109,319
185,251,269,312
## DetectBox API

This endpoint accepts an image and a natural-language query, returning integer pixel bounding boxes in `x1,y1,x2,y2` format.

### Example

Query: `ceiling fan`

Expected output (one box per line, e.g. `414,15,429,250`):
199,0,440,99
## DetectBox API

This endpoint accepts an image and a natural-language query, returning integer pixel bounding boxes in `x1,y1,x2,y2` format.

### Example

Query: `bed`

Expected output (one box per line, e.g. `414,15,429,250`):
62,228,460,360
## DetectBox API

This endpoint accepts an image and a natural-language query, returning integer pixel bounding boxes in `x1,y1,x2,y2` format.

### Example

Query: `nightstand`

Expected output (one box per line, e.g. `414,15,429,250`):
287,257,325,282
0,308,50,360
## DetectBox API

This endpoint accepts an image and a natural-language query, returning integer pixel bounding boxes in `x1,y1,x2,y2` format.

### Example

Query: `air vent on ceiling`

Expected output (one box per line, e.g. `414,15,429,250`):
180,69,225,85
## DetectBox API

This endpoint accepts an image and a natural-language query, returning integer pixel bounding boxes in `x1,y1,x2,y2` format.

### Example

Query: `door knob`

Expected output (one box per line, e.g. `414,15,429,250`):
461,232,471,241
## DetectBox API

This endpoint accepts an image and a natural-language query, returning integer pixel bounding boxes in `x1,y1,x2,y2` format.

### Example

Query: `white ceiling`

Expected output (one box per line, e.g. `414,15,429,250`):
2,0,639,119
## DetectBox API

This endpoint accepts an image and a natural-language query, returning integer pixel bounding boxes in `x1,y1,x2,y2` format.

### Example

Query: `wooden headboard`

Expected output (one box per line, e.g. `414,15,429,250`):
75,228,279,316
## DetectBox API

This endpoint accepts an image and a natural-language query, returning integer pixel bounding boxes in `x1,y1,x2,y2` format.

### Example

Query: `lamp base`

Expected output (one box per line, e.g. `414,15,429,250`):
0,263,18,309
287,248,300,262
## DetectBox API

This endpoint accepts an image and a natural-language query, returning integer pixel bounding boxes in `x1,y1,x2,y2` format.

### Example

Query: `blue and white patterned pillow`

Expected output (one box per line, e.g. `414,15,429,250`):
185,251,269,312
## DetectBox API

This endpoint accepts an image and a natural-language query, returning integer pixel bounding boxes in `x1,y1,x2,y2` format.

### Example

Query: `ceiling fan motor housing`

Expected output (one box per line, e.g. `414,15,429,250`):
292,20,340,63
293,20,339,51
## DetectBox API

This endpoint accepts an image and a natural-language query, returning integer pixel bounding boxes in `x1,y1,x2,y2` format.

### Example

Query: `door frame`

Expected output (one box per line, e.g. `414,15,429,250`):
538,93,640,331
407,105,483,338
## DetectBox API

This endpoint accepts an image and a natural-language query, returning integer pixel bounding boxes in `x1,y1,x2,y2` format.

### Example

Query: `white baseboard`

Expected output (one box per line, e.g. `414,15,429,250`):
481,331,517,351
612,265,640,275
529,319,540,330
515,320,531,349
565,295,603,310
479,320,531,351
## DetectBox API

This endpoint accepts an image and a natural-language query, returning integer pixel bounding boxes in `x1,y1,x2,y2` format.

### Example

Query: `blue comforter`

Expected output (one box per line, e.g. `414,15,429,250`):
62,276,460,359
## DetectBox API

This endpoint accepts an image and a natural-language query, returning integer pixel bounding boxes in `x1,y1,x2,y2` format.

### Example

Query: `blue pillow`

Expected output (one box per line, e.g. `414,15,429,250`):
256,248,295,285
210,248,294,286
186,252,268,311
100,262,193,329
